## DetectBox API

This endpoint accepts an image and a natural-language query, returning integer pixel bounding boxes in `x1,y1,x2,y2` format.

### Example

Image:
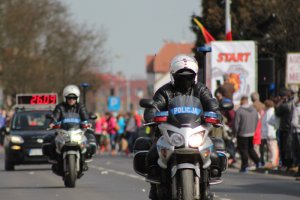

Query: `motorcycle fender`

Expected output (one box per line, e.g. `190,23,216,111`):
171,163,200,178
63,151,81,172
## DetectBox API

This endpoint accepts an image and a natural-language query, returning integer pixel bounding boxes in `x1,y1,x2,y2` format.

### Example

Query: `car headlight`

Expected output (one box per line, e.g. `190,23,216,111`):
170,133,184,147
10,135,24,144
188,131,205,148
70,133,82,143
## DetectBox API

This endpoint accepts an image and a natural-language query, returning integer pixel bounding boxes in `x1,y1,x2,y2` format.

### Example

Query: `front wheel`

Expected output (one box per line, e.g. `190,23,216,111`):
64,154,77,188
180,169,194,200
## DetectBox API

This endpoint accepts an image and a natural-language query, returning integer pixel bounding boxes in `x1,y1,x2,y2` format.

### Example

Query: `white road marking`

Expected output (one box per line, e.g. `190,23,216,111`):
90,164,226,200
90,164,145,181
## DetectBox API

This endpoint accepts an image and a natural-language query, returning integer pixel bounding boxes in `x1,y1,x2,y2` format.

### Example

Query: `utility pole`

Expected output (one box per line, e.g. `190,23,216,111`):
225,0,232,40
126,77,131,112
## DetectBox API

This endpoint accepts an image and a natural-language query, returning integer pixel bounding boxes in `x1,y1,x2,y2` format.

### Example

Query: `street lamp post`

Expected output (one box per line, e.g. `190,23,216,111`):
197,46,212,85
80,83,90,105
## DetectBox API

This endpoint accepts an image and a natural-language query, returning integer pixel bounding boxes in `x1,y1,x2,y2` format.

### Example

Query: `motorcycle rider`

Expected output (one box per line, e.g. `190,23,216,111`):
45,84,96,174
144,54,223,200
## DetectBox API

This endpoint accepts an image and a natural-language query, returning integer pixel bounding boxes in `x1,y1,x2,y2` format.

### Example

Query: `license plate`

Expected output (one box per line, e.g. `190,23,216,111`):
29,149,43,156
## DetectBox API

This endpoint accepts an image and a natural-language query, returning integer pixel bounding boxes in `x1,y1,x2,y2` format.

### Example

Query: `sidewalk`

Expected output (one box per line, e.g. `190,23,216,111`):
230,159,298,178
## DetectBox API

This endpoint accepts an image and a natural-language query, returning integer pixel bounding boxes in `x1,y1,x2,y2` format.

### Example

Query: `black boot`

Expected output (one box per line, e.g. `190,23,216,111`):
51,164,63,176
85,132,97,159
82,162,89,171
201,182,214,200
146,145,160,184
206,191,214,200
146,165,161,184
149,184,158,200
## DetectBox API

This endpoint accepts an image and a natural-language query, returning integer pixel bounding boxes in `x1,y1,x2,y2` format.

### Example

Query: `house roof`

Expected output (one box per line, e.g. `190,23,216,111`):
146,42,194,73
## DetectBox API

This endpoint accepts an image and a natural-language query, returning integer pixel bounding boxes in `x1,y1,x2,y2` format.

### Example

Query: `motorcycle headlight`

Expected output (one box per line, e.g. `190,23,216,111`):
70,133,82,143
170,133,184,147
188,131,205,148
10,135,24,144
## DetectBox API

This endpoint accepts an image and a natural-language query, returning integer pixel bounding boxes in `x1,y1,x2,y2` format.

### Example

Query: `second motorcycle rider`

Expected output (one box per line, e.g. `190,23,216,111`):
45,84,96,175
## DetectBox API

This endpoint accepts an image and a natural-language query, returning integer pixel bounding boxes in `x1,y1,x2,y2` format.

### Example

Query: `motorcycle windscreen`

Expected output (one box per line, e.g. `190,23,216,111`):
168,95,203,128
60,112,81,130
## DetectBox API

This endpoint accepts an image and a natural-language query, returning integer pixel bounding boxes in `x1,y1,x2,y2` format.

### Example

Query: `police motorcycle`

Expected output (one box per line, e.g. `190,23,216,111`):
43,114,96,188
133,95,233,200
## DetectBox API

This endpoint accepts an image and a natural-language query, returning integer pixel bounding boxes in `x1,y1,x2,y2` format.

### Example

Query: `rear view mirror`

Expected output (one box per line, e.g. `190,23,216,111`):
139,99,155,109
89,114,97,120
219,98,234,111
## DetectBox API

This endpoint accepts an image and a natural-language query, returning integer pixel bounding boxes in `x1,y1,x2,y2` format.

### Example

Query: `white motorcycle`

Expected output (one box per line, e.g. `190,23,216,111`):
43,115,96,188
54,127,88,187
134,95,232,200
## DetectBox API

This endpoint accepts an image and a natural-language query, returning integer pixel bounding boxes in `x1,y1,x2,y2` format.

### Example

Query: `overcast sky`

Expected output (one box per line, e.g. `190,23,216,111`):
64,0,201,79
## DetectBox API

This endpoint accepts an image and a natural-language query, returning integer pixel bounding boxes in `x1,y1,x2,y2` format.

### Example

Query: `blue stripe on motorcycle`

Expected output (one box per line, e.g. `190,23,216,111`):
62,118,81,124
170,107,202,115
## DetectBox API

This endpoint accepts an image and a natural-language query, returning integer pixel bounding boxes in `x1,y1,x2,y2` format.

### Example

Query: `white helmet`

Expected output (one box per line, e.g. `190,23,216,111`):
63,84,80,103
170,54,199,85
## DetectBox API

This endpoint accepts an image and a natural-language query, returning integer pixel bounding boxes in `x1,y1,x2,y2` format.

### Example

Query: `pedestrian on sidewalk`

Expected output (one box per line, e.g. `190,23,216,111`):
105,112,118,156
251,92,265,164
262,99,279,169
292,89,300,180
233,95,260,172
0,109,6,146
275,88,295,171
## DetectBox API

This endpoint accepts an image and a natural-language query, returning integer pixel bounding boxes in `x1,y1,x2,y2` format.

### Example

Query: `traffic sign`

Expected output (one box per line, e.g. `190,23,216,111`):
108,96,121,111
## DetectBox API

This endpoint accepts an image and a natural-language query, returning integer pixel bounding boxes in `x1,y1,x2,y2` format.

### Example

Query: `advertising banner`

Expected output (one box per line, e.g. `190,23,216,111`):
286,53,300,85
211,41,257,104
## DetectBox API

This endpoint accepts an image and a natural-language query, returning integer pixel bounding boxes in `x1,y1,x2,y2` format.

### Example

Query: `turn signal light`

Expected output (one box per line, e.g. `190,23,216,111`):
204,117,220,124
154,116,167,123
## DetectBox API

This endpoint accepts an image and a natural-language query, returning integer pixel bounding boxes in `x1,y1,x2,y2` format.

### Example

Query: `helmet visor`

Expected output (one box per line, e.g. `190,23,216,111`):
66,94,78,100
173,74,196,82
174,68,196,76
173,73,196,93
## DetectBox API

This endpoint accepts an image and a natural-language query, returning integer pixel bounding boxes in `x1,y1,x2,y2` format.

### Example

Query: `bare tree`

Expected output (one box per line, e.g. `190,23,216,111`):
0,0,106,107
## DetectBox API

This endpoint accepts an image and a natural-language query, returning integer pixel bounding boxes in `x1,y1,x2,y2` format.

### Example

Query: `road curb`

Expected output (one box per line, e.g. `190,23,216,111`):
230,160,297,177
254,168,297,177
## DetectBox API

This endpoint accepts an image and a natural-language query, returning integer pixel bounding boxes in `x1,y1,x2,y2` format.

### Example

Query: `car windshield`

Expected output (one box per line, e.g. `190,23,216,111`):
12,111,51,130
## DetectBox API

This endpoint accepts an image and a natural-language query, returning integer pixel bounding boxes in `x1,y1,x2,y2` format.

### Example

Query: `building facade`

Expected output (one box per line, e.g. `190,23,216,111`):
146,42,194,95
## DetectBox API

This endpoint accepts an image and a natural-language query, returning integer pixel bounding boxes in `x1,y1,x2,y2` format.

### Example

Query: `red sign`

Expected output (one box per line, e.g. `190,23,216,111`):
16,94,57,105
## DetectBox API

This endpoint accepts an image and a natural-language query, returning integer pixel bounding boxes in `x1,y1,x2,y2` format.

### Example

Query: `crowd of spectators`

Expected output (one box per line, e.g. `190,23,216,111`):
213,75,300,180
93,110,145,156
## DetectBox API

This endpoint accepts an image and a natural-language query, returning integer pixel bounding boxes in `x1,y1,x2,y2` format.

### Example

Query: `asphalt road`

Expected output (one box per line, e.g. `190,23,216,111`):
0,153,299,200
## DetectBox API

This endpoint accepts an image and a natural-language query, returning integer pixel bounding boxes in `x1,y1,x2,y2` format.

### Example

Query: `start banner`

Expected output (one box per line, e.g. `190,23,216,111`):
211,41,257,103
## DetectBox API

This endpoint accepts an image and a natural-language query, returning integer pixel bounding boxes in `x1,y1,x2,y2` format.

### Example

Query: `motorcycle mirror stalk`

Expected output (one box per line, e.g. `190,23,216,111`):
139,99,160,112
